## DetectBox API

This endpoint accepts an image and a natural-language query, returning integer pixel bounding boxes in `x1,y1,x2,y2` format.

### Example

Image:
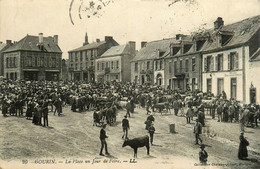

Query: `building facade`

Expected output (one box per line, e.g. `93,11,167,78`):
131,39,177,85
202,16,260,104
68,33,119,82
95,42,136,83
0,40,13,76
2,33,62,81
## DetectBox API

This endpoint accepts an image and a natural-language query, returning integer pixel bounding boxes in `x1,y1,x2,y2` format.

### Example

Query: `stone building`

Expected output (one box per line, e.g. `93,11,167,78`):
2,33,62,81
201,16,260,103
131,39,176,85
0,40,13,76
68,33,119,82
164,34,203,91
95,42,136,83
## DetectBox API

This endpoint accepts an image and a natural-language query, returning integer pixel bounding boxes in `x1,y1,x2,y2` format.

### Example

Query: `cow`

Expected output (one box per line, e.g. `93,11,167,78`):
152,102,170,115
122,135,150,158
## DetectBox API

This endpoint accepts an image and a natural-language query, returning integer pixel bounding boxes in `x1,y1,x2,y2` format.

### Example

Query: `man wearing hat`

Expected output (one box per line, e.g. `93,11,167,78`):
148,122,155,145
99,124,109,156
122,115,130,140
199,144,208,164
194,119,203,145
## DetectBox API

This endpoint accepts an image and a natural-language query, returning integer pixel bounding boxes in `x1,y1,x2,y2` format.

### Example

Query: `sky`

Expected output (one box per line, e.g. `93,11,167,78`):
0,0,259,59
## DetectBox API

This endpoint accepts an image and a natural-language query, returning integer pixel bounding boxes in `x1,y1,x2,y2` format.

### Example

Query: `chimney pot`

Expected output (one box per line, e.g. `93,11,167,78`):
141,41,147,48
39,33,43,43
6,40,12,45
128,41,136,55
214,17,224,30
53,35,58,45
96,39,100,43
105,36,113,42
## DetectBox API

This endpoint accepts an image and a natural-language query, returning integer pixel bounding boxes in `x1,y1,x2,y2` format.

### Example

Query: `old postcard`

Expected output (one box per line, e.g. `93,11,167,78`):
0,0,260,169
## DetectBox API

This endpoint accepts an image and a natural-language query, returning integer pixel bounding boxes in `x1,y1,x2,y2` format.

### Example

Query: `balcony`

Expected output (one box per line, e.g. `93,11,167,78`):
174,68,186,77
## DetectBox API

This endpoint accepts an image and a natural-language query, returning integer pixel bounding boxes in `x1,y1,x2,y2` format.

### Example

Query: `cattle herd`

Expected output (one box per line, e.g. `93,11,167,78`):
1,79,260,158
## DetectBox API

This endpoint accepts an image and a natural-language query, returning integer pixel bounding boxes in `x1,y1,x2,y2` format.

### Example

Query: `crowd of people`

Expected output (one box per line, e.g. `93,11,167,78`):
0,79,258,162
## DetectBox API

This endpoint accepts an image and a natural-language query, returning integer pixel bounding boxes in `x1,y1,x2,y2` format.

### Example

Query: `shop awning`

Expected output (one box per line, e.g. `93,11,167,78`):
23,69,39,71
45,70,60,72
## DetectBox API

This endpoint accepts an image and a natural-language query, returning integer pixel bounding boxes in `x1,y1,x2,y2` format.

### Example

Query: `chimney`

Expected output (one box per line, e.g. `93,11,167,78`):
105,36,113,42
96,39,100,43
53,35,58,45
141,41,147,48
176,34,186,40
6,40,12,45
39,33,43,43
128,41,136,55
214,17,224,30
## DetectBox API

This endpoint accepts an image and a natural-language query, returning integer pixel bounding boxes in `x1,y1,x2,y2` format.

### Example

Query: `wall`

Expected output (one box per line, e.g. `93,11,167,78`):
3,51,21,79
202,46,247,102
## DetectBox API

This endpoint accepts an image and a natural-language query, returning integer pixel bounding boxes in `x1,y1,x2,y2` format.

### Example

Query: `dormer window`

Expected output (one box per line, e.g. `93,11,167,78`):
183,44,192,54
159,51,165,57
196,40,206,51
219,31,233,46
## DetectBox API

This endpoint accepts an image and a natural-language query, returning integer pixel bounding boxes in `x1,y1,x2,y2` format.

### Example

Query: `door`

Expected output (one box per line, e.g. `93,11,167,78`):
217,78,224,96
207,78,212,93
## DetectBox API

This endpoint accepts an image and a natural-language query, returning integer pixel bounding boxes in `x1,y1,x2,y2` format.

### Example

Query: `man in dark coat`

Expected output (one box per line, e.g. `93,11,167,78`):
122,115,130,140
238,132,249,160
194,119,203,145
42,100,49,127
148,122,155,145
173,100,180,116
199,144,208,164
99,124,109,156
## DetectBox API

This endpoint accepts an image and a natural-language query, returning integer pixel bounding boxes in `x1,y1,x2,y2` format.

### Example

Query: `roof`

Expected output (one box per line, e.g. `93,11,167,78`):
99,44,129,58
250,48,260,61
3,35,62,53
0,43,7,51
132,38,178,62
68,41,106,52
199,15,260,52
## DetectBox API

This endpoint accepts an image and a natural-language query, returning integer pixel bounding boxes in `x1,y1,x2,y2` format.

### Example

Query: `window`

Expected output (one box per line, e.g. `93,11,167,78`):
147,61,150,70
80,52,83,61
116,61,119,69
97,63,100,71
111,61,114,69
204,55,213,72
159,51,165,57
91,61,94,66
159,60,163,70
169,61,172,73
37,57,40,67
216,54,223,71
116,75,119,80
135,63,138,71
172,46,180,56
196,40,205,51
180,60,183,73
228,52,239,70
185,59,189,72
134,76,138,84
192,58,196,71
6,58,9,68
80,63,83,70
174,61,177,73
28,56,32,67
75,63,78,70
75,53,78,61
106,62,108,68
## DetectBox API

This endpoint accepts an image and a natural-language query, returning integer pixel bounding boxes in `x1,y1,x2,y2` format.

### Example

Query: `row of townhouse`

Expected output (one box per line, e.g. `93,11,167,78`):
67,33,136,83
131,16,260,104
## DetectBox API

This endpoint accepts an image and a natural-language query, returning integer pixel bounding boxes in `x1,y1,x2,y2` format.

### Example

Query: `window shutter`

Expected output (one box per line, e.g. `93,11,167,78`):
204,57,207,72
210,56,214,71
235,53,239,69
228,54,230,70
215,56,218,71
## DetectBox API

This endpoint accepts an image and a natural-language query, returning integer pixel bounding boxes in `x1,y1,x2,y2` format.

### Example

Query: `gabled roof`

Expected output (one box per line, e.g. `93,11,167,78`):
132,38,178,62
198,15,260,52
3,35,62,53
99,44,130,58
68,41,106,52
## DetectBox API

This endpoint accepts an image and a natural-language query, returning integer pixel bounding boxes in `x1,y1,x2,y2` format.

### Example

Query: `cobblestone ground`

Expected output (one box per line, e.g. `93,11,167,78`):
0,106,260,169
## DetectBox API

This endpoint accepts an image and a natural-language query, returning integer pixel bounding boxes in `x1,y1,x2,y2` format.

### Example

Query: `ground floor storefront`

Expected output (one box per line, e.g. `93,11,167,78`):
69,71,94,82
